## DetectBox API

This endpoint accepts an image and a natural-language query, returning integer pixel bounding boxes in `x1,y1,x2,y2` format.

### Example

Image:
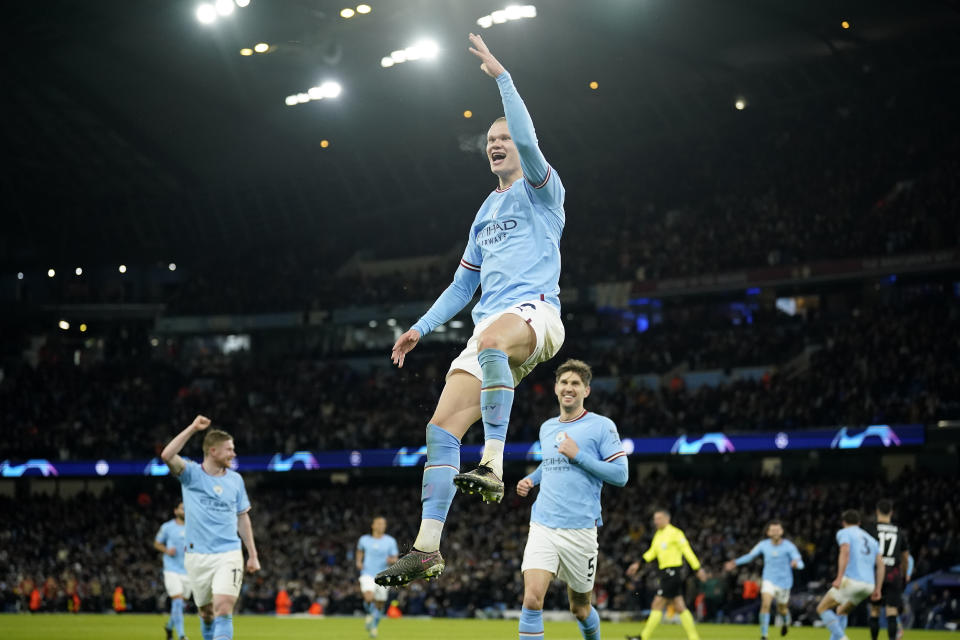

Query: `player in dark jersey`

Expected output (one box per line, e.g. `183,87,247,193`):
865,499,910,640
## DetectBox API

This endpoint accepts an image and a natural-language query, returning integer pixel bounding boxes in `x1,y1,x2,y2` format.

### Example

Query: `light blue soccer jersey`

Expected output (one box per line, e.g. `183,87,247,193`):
412,71,565,336
528,411,627,529
734,538,804,589
357,534,399,577
178,460,250,554
837,525,880,585
155,519,188,574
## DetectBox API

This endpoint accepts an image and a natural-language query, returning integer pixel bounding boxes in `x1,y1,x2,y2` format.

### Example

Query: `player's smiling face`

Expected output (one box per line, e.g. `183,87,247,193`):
207,438,236,470
486,120,520,180
767,523,783,542
555,372,590,413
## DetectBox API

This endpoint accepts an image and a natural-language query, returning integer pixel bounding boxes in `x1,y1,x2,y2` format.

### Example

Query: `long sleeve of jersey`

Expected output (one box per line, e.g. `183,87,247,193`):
789,544,805,570
524,464,543,487
735,543,763,566
496,71,551,189
411,263,481,337
572,451,629,487
642,542,658,563
679,535,702,571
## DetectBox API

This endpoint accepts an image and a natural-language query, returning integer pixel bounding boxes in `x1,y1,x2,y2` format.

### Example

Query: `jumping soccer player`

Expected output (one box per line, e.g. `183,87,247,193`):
815,510,884,640
514,359,628,640
865,500,910,640
356,517,399,638
161,415,260,640
626,510,707,640
155,501,191,640
376,32,566,587
724,520,804,640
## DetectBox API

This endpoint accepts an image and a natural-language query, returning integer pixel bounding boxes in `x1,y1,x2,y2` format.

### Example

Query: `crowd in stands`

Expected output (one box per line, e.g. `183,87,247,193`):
2,469,957,629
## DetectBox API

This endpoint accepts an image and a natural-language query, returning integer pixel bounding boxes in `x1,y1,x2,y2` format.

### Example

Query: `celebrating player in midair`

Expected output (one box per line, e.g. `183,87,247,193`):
155,501,191,640
515,359,628,640
377,33,566,587
724,520,805,640
356,517,399,638
162,415,260,640
815,510,884,640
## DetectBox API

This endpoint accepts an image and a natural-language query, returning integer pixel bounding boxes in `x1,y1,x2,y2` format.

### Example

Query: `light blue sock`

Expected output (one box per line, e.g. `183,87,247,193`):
212,614,233,640
840,614,848,632
519,606,544,639
478,348,514,445
200,618,214,640
373,602,384,628
420,424,460,529
760,612,770,637
171,598,185,638
820,610,844,640
784,611,792,627
363,601,375,616
578,605,601,639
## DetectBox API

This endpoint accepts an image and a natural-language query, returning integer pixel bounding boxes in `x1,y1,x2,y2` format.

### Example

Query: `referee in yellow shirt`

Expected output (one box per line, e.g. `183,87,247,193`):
626,509,707,640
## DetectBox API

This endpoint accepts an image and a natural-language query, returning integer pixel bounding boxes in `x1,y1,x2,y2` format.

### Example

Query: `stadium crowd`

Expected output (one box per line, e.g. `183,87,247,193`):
1,470,957,628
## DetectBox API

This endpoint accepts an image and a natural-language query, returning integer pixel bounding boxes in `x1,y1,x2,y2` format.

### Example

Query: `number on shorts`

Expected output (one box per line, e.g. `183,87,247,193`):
231,568,242,587
586,556,596,579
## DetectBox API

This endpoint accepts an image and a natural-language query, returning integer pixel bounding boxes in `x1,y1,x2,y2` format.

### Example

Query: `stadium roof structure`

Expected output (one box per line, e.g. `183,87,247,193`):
4,0,958,267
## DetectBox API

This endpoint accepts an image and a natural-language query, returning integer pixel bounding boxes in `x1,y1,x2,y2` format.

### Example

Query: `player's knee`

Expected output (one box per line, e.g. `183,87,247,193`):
199,609,214,624
477,331,503,352
674,599,687,613
522,591,545,610
569,601,591,620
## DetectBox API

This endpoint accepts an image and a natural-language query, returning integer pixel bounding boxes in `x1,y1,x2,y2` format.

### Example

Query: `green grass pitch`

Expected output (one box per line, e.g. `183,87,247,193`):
0,614,952,639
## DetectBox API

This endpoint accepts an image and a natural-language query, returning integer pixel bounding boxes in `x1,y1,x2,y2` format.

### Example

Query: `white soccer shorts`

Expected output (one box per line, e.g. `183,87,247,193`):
185,550,244,607
761,579,790,605
521,521,599,594
163,571,193,599
827,576,874,607
448,298,565,386
359,575,389,602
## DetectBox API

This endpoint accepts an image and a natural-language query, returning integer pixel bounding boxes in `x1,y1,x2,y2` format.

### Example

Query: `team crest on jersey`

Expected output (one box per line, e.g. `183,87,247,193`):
213,485,223,495
555,431,568,445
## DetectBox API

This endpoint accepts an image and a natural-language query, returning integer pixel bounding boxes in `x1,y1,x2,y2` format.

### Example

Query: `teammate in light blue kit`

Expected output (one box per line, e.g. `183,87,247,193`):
725,521,804,639
378,33,566,587
162,415,260,640
356,517,399,638
155,502,191,640
816,510,884,640
514,359,628,640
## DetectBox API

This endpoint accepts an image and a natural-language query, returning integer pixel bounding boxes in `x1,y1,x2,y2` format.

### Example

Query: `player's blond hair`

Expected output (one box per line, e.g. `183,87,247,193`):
202,429,233,453
555,359,593,387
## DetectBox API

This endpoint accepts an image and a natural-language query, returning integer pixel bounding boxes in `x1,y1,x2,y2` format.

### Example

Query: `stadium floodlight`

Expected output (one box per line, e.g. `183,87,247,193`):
17,272,24,280
319,81,342,98
412,39,439,59
58,320,70,330
47,268,56,278
390,49,408,64
75,267,83,276
284,95,298,106
341,7,355,18
380,56,394,68
308,86,324,100
215,0,234,16
735,97,747,110
168,262,177,271
235,0,250,6
477,15,493,28
477,5,536,29
356,4,371,13
119,265,127,273
196,3,217,23
491,10,508,23
296,93,310,103
505,5,525,19
79,324,88,333
253,42,269,53
240,48,253,56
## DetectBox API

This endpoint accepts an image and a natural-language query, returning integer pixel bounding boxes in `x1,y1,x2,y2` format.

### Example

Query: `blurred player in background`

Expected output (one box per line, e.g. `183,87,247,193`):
377,32,566,587
356,516,398,638
626,510,707,640
155,501,190,640
724,520,804,640
865,500,910,640
815,509,884,640
162,415,260,640
514,359,628,640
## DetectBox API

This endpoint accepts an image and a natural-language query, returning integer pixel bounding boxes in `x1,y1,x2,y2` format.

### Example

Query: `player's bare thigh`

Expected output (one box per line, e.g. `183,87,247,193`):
429,371,482,440
477,313,536,364
522,569,553,609
760,592,774,612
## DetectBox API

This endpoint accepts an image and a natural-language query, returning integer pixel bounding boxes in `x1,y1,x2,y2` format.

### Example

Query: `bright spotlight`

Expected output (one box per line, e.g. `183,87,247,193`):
254,42,269,53
17,272,24,280
58,320,70,331
308,86,324,100
463,110,473,118
240,48,253,56
340,7,355,18
285,95,298,106
319,81,342,98
491,10,508,23
589,81,598,90
380,56,395,68
119,264,127,273
79,323,88,333
75,267,83,276
296,93,310,104
413,39,439,60
47,268,56,278
356,4,371,13
735,97,747,110
520,5,537,18
390,49,407,63
320,139,330,148
215,0,234,16
235,0,250,6
196,3,217,23
168,262,177,271
841,20,850,29
505,5,524,19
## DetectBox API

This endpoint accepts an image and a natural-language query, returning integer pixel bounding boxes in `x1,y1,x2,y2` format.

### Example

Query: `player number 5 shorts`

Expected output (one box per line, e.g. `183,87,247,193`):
359,574,389,601
521,521,599,593
827,576,874,607
448,299,565,386
761,579,791,605
185,549,244,607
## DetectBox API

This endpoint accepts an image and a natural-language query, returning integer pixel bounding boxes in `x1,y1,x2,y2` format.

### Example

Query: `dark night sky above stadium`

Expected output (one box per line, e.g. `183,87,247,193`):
3,0,958,266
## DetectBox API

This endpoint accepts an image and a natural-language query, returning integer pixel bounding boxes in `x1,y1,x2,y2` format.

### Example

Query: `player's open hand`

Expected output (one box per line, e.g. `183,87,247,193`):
166,547,177,557
723,560,736,572
468,33,505,78
247,556,261,574
516,477,535,497
191,415,211,431
557,436,580,460
390,328,421,368
625,561,641,578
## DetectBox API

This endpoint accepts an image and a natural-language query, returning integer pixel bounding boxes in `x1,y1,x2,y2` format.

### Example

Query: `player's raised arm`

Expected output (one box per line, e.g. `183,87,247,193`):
469,34,561,204
161,415,211,476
